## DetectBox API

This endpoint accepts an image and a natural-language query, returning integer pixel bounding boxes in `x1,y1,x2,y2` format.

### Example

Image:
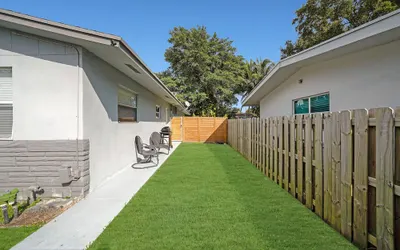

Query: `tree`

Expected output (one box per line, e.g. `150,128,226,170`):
238,58,274,116
281,0,398,59
159,26,246,117
239,58,274,98
227,107,240,119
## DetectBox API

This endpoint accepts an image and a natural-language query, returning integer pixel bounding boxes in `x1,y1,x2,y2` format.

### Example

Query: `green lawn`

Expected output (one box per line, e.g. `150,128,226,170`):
0,226,39,250
90,143,355,250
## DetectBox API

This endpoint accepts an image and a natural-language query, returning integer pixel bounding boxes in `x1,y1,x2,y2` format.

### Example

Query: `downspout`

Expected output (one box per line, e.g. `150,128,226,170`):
73,45,82,180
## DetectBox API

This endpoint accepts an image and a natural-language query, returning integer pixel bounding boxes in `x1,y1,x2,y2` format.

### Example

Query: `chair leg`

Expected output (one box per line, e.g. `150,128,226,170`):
154,154,159,165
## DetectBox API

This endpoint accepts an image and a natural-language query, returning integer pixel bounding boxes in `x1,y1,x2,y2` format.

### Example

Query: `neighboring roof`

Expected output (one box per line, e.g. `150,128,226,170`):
0,8,190,115
243,9,400,106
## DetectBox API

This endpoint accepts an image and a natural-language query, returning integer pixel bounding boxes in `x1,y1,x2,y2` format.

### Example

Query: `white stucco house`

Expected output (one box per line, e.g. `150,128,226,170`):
243,9,400,118
0,9,188,198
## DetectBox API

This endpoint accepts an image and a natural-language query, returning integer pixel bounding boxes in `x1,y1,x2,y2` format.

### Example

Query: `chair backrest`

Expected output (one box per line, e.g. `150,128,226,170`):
150,132,161,147
135,136,144,155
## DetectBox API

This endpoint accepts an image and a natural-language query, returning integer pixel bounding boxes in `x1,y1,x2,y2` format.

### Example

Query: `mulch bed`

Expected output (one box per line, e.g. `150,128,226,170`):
0,198,79,228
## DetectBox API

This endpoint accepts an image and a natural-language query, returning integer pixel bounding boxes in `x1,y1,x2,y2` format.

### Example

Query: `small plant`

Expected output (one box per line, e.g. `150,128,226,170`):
18,198,41,215
0,189,18,205
0,189,42,224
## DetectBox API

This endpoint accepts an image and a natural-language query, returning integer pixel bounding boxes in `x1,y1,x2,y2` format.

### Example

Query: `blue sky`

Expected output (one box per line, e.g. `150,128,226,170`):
1,0,305,73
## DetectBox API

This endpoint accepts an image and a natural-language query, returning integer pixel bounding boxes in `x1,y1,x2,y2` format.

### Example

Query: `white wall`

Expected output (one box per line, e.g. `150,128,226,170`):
0,26,179,190
82,51,171,189
260,40,400,118
0,28,81,140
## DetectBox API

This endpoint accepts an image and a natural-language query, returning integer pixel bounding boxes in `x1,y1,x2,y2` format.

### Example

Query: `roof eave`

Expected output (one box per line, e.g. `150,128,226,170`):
0,8,189,114
243,9,400,106
118,40,188,112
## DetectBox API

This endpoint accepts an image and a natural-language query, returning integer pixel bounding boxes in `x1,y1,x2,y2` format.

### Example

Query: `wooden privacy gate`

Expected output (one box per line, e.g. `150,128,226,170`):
228,107,400,250
171,117,227,143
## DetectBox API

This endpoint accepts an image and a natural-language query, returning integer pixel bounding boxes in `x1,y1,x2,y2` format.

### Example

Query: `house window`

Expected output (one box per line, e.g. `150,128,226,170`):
118,87,137,122
0,67,13,139
156,105,161,119
170,105,178,118
293,93,330,114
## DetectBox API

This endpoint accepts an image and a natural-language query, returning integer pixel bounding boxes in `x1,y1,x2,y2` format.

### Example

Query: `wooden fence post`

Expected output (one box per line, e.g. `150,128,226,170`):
290,116,296,197
331,111,341,231
283,117,289,191
353,109,368,248
374,108,395,250
305,114,313,209
323,113,333,224
340,110,353,240
252,118,255,165
278,116,284,187
266,118,269,175
258,117,260,169
297,115,304,203
248,119,250,158
262,119,266,174
314,113,323,217
269,118,274,178
274,118,278,183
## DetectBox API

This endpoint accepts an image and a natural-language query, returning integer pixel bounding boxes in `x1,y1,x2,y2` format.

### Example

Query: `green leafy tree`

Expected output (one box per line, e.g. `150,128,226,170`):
159,26,246,116
281,0,399,59
240,58,274,98
239,58,274,116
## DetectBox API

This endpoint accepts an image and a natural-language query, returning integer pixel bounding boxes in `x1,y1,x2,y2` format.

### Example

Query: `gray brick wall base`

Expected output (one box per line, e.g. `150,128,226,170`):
0,140,90,199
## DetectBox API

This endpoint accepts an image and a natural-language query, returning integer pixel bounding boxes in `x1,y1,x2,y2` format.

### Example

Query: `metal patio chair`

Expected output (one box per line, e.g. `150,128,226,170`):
132,136,159,168
150,132,170,154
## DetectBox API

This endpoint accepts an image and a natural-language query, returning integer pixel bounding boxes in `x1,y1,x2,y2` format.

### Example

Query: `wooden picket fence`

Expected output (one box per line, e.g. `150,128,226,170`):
227,107,400,250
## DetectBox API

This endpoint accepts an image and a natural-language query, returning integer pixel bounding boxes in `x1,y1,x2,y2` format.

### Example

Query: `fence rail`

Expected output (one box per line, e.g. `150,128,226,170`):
228,107,400,250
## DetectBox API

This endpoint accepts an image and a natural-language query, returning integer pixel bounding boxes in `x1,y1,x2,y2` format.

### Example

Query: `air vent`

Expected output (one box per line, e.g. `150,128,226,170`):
125,64,141,74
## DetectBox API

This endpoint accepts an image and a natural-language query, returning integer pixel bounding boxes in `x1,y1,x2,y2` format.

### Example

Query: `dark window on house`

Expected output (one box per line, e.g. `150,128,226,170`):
118,87,137,122
156,105,161,119
310,94,330,113
294,98,309,114
293,93,330,114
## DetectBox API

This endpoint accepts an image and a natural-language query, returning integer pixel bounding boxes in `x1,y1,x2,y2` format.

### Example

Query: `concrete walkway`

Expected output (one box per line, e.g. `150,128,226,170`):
12,142,181,250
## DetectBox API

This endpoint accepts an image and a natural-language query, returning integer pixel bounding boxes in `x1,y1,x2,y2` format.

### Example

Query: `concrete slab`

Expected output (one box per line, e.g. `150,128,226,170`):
12,142,181,250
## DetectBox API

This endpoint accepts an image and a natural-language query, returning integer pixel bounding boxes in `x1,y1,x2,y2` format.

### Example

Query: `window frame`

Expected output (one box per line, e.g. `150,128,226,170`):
156,105,161,119
292,92,330,115
165,107,169,123
0,67,13,140
117,85,138,123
